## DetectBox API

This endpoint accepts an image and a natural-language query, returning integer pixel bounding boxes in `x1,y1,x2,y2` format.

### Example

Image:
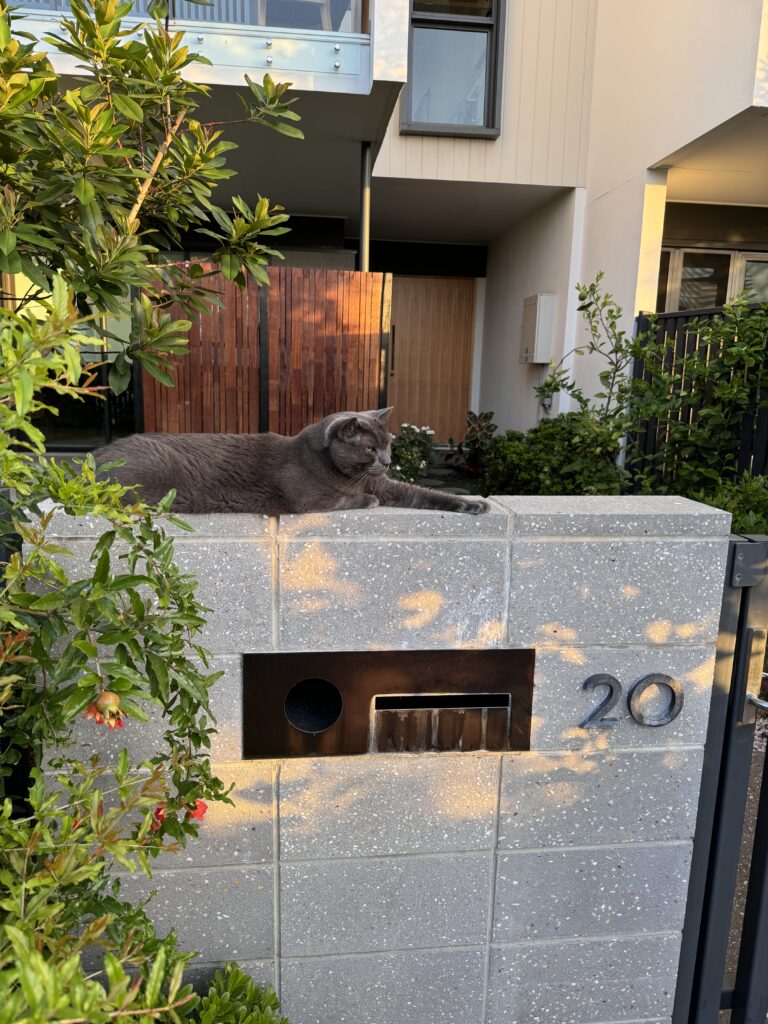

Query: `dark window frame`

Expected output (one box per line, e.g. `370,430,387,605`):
400,1,504,139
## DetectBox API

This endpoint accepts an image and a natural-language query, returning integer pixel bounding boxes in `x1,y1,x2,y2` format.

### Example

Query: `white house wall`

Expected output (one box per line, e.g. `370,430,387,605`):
374,0,598,187
574,0,767,399
479,189,582,432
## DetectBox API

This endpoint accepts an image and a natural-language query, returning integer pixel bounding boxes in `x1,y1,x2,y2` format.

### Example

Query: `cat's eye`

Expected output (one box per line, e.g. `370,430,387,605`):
365,447,375,453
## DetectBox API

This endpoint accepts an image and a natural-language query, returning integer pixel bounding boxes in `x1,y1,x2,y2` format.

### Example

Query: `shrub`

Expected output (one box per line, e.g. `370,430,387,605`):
390,423,435,483
480,429,526,495
482,413,624,496
195,964,289,1024
537,275,768,498
690,472,768,535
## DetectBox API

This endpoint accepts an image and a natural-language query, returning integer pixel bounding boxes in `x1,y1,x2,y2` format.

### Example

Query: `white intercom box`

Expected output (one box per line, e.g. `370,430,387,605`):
519,293,556,364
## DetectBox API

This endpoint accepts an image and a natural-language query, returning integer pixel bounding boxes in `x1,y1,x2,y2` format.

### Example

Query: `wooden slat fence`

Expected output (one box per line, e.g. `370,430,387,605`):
143,267,391,435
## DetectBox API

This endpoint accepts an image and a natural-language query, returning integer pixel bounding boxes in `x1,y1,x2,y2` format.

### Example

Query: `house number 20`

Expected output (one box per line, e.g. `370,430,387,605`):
579,673,684,729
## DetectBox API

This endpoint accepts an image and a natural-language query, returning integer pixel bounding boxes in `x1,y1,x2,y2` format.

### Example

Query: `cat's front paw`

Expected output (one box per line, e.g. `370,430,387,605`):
462,498,490,515
359,494,381,509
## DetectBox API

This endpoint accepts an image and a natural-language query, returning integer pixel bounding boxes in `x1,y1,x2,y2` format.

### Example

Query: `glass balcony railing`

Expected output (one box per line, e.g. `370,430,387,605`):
20,0,366,33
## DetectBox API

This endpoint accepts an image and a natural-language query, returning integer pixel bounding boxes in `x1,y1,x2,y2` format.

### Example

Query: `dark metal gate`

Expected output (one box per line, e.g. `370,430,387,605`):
674,535,768,1024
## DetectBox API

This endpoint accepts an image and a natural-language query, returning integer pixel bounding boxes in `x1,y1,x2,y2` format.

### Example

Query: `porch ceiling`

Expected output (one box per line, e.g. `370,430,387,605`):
194,81,401,228
660,107,768,207
369,178,568,244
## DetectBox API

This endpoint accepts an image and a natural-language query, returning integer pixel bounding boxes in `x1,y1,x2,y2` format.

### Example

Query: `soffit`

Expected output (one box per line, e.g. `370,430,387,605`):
370,178,568,244
661,108,768,207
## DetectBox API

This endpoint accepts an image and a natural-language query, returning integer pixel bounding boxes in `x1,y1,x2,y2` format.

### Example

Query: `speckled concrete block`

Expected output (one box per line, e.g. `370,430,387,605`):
41,505,272,538
278,753,499,859
498,749,703,848
531,645,716,750
207,655,245,761
171,539,273,652
486,933,681,1024
507,538,728,646
280,853,490,956
496,494,731,537
278,504,508,538
280,947,486,1024
120,866,273,962
279,539,507,650
493,842,692,941
171,763,273,868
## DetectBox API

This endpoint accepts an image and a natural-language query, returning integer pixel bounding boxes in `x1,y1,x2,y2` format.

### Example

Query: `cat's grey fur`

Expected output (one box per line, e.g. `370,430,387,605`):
94,408,490,516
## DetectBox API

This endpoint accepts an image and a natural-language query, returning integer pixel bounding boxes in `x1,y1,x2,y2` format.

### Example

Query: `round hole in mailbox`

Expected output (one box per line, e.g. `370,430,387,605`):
284,677,343,734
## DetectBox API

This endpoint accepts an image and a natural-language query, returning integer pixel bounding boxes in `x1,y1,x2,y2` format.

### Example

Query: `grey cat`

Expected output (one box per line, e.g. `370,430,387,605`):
94,408,490,516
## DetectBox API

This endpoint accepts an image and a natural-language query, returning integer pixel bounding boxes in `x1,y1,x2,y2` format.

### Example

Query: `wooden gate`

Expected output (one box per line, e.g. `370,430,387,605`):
142,267,392,435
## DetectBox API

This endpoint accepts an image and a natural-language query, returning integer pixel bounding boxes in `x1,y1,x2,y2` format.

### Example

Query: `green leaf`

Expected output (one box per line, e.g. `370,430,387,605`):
141,361,175,387
0,229,16,255
73,177,95,204
111,92,144,122
14,372,33,415
220,253,241,280
273,122,304,140
108,354,132,395
30,591,66,611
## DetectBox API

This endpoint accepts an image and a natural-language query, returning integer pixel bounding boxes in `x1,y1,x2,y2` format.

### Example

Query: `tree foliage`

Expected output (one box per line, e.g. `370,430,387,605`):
0,1,300,1019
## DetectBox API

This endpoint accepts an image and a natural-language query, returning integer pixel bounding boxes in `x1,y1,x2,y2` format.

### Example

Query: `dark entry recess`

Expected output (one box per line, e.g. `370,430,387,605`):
242,649,535,758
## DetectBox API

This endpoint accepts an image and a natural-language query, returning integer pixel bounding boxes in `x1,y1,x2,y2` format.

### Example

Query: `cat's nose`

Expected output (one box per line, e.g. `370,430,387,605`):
379,452,391,467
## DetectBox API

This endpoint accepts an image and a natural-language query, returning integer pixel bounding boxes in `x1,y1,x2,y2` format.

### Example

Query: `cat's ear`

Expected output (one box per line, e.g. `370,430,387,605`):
366,407,393,422
336,416,361,440
323,413,360,445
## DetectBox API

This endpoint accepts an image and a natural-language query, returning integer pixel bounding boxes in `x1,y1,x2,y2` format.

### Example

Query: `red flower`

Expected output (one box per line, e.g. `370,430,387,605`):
84,703,104,725
150,804,166,832
185,800,208,822
71,817,81,831
84,690,125,729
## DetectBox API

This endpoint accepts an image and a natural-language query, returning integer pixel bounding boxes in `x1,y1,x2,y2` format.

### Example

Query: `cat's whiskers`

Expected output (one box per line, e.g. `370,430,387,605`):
346,465,374,488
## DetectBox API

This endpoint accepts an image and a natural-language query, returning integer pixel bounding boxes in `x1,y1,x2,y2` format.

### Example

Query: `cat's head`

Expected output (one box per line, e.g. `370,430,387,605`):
320,408,393,481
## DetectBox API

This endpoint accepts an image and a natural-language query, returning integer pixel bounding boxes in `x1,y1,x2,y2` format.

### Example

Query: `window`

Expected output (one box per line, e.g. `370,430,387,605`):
655,248,768,312
678,251,731,310
401,0,503,138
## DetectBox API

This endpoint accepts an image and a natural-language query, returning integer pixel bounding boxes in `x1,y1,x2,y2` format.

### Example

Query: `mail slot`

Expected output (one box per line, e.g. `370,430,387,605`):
242,649,535,757
373,693,511,753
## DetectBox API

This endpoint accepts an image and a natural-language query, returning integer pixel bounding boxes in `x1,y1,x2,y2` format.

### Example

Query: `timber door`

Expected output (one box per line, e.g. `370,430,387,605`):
388,276,475,443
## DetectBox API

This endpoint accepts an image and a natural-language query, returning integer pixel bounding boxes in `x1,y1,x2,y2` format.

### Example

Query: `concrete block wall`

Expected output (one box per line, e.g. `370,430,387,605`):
46,495,732,1024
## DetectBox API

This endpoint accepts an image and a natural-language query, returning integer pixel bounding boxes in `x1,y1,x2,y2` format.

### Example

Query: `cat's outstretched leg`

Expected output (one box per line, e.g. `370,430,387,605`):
370,477,489,514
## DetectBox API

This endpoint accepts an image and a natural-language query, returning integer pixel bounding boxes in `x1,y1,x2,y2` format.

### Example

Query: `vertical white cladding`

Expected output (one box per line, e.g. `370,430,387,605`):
374,0,599,187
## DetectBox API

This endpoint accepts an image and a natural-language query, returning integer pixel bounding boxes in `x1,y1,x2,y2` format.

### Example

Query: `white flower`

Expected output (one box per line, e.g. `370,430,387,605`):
419,460,426,468
401,423,409,428
394,464,401,471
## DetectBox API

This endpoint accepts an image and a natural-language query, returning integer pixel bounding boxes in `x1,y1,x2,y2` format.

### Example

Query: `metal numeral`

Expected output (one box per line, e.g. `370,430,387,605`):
627,673,684,727
580,672,684,729
578,674,622,729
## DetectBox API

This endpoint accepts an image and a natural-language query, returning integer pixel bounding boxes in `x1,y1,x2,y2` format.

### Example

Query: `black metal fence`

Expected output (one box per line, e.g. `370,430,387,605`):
634,307,768,480
674,536,768,1024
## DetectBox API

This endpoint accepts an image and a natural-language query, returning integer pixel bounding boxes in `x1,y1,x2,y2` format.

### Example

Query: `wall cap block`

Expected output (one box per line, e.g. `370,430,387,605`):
493,494,731,536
